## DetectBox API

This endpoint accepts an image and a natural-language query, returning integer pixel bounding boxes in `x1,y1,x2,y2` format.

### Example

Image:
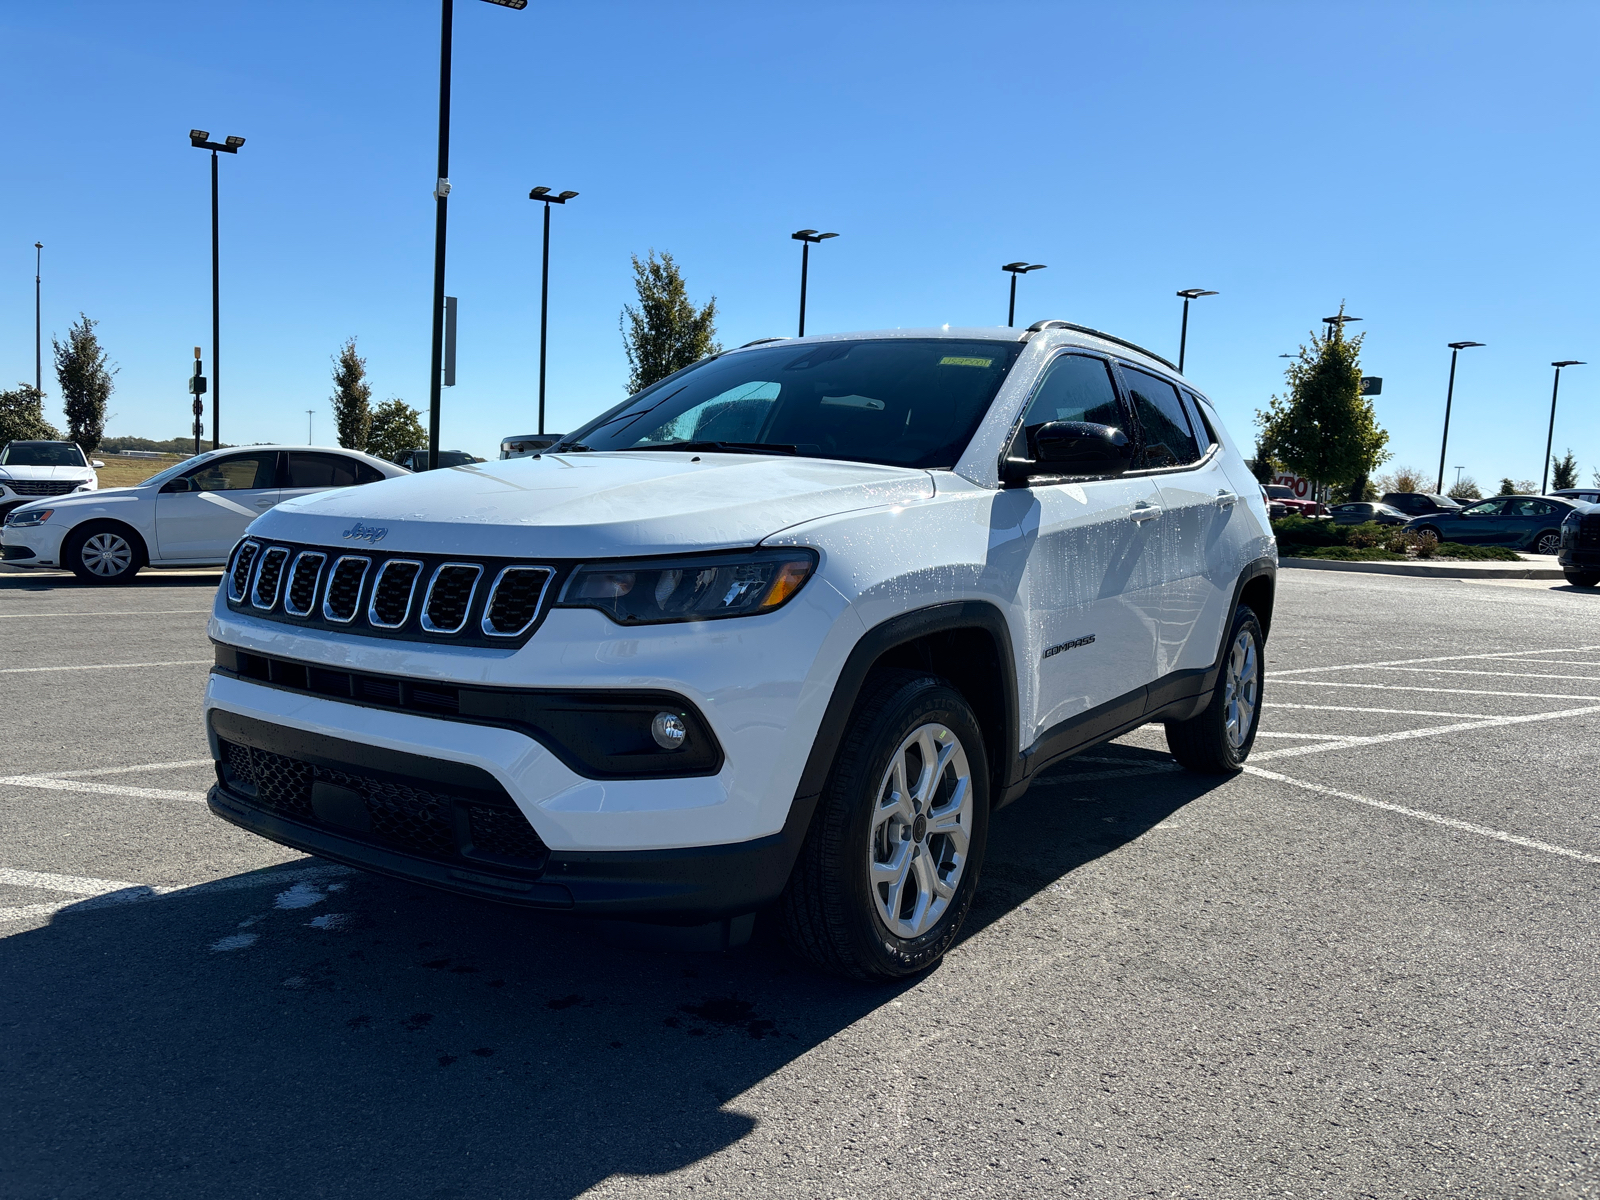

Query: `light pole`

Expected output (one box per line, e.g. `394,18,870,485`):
1002,262,1046,328
427,0,528,471
1175,288,1217,373
306,409,315,444
33,242,42,394
1322,313,1361,341
1435,341,1484,493
189,130,244,451
1454,466,1465,489
529,186,578,436
792,230,838,336
1542,361,1585,495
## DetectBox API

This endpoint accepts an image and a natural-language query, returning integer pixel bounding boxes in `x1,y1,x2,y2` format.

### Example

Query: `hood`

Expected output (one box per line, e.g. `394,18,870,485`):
0,464,95,480
247,452,933,557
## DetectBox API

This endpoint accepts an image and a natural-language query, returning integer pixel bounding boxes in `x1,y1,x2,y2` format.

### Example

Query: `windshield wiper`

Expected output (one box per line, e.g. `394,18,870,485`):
613,441,799,457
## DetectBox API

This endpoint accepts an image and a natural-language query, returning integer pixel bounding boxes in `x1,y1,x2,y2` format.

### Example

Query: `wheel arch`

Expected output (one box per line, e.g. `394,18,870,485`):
795,601,1020,810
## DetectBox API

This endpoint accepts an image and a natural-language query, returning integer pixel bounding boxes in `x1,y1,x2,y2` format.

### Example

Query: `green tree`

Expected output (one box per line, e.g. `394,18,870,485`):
620,250,720,393
330,337,373,451
1254,307,1389,502
1447,475,1482,501
52,314,115,453
366,398,426,462
1551,449,1579,491
1375,464,1428,494
0,384,63,443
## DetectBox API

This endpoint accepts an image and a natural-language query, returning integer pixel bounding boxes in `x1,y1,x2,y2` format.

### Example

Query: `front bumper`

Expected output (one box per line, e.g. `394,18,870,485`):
0,521,63,566
207,708,815,921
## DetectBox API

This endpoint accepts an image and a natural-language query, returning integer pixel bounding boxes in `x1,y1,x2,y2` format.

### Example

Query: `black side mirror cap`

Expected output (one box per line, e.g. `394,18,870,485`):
1002,421,1133,483
160,478,189,494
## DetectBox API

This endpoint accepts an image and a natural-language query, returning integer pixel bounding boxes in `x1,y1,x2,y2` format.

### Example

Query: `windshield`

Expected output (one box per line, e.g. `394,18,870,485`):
1,442,86,467
136,454,217,489
1266,486,1294,499
562,338,1025,469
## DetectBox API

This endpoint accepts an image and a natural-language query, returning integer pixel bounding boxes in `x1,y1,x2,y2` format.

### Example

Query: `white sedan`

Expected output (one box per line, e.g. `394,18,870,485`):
0,445,408,584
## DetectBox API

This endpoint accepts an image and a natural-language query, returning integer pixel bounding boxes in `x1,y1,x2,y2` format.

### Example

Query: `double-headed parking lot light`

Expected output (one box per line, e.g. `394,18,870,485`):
1436,341,1485,493
1002,263,1046,328
1542,361,1585,495
188,129,245,451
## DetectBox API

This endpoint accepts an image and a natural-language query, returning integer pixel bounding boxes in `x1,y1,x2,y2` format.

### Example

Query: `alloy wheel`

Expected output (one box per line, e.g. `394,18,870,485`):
82,532,133,577
1536,532,1561,555
868,722,973,939
1223,628,1259,749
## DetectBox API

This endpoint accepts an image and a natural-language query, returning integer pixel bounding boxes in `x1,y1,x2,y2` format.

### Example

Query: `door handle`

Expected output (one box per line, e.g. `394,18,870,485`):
1130,502,1161,523
1215,490,1238,508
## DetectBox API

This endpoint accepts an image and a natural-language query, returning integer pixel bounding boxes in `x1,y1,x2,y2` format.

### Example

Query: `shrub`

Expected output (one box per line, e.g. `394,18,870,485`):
1433,542,1521,561
1271,515,1341,549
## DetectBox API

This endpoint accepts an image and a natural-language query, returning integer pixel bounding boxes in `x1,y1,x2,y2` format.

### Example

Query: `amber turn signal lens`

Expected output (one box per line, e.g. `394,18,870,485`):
761,559,814,609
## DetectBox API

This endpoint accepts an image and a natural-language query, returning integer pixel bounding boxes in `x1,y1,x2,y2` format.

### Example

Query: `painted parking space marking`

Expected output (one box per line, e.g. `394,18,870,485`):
1265,702,1502,719
0,862,353,923
0,660,210,675
1244,765,1600,866
0,609,211,620
1274,680,1600,702
0,776,207,802
1270,645,1600,677
1364,666,1600,682
1249,702,1600,762
44,759,212,779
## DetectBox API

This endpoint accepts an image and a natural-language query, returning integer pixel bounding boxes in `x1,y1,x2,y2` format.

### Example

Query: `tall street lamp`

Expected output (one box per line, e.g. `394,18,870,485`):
1002,262,1046,328
33,242,42,394
529,186,578,436
1542,360,1585,495
1435,341,1484,493
427,0,528,471
1322,314,1361,340
792,230,838,336
1175,288,1217,373
188,131,244,450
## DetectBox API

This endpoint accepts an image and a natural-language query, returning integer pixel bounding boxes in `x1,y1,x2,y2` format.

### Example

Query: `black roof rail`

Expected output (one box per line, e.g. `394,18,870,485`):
1026,319,1180,374
738,336,789,348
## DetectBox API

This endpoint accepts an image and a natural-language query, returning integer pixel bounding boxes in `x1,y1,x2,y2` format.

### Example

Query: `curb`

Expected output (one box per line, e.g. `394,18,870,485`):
1280,557,1565,580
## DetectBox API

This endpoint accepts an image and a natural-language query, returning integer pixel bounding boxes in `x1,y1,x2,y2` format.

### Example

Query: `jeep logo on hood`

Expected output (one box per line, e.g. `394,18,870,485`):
341,522,388,544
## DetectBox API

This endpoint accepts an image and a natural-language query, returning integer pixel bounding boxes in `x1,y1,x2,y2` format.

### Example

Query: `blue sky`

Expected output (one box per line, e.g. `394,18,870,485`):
3,1,1598,490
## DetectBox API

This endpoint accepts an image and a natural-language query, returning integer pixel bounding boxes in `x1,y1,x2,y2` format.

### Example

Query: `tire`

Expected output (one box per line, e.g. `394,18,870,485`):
1165,606,1265,773
781,669,989,982
1564,570,1600,588
1533,530,1562,556
1415,525,1441,543
63,523,145,585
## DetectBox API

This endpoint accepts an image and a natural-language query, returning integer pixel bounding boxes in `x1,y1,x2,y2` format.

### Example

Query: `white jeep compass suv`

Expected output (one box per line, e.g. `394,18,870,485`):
205,323,1275,980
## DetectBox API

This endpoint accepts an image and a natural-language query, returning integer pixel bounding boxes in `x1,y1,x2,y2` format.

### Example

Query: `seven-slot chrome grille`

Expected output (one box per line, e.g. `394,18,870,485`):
224,537,558,646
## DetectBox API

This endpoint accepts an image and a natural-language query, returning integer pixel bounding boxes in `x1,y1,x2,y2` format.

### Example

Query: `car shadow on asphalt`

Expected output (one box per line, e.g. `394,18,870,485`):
0,569,222,592
0,745,1221,1200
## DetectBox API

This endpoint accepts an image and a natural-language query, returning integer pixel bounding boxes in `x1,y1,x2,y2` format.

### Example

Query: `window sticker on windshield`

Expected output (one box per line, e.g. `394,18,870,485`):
939,356,994,368
820,394,886,410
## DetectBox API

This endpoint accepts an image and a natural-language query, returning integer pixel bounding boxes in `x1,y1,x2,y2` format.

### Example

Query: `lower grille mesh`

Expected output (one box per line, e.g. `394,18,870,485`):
219,740,548,870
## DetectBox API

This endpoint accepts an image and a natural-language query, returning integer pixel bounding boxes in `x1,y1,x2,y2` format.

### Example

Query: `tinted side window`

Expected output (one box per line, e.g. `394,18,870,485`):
285,453,362,489
183,453,277,491
1183,391,1219,449
1123,367,1200,468
1019,355,1126,436
356,462,387,485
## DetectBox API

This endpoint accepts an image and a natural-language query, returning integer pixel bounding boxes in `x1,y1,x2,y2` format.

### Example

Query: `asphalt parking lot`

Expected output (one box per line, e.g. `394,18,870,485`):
2,563,1597,1199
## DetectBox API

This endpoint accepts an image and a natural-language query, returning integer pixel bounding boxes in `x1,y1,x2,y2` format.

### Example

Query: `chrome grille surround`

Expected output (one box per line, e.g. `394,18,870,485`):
322,556,371,623
367,559,424,630
482,565,556,638
283,551,327,617
250,546,291,611
227,540,261,603
420,563,484,634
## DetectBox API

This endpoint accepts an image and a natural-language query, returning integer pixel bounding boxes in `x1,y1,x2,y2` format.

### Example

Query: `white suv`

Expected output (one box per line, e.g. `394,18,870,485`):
204,324,1275,980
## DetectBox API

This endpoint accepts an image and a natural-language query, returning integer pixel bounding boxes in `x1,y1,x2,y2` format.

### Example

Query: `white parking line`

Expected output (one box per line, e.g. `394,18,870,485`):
0,660,210,675
1275,680,1600,702
46,759,212,778
1367,666,1600,682
1271,645,1600,677
1244,765,1600,866
1249,703,1600,761
0,776,207,802
1489,658,1600,668
1265,702,1501,719
1254,732,1354,740
0,862,353,923
0,609,210,620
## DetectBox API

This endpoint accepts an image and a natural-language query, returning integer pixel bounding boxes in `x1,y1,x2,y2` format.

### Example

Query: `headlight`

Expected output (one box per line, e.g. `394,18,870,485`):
557,548,818,625
4,508,52,528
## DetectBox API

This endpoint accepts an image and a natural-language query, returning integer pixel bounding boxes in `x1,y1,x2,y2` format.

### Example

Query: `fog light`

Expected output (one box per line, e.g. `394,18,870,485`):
650,712,687,750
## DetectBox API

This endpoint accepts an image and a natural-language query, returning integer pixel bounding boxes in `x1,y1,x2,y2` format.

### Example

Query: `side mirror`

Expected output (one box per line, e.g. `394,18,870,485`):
91,460,105,468
160,478,191,494
1003,421,1132,483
